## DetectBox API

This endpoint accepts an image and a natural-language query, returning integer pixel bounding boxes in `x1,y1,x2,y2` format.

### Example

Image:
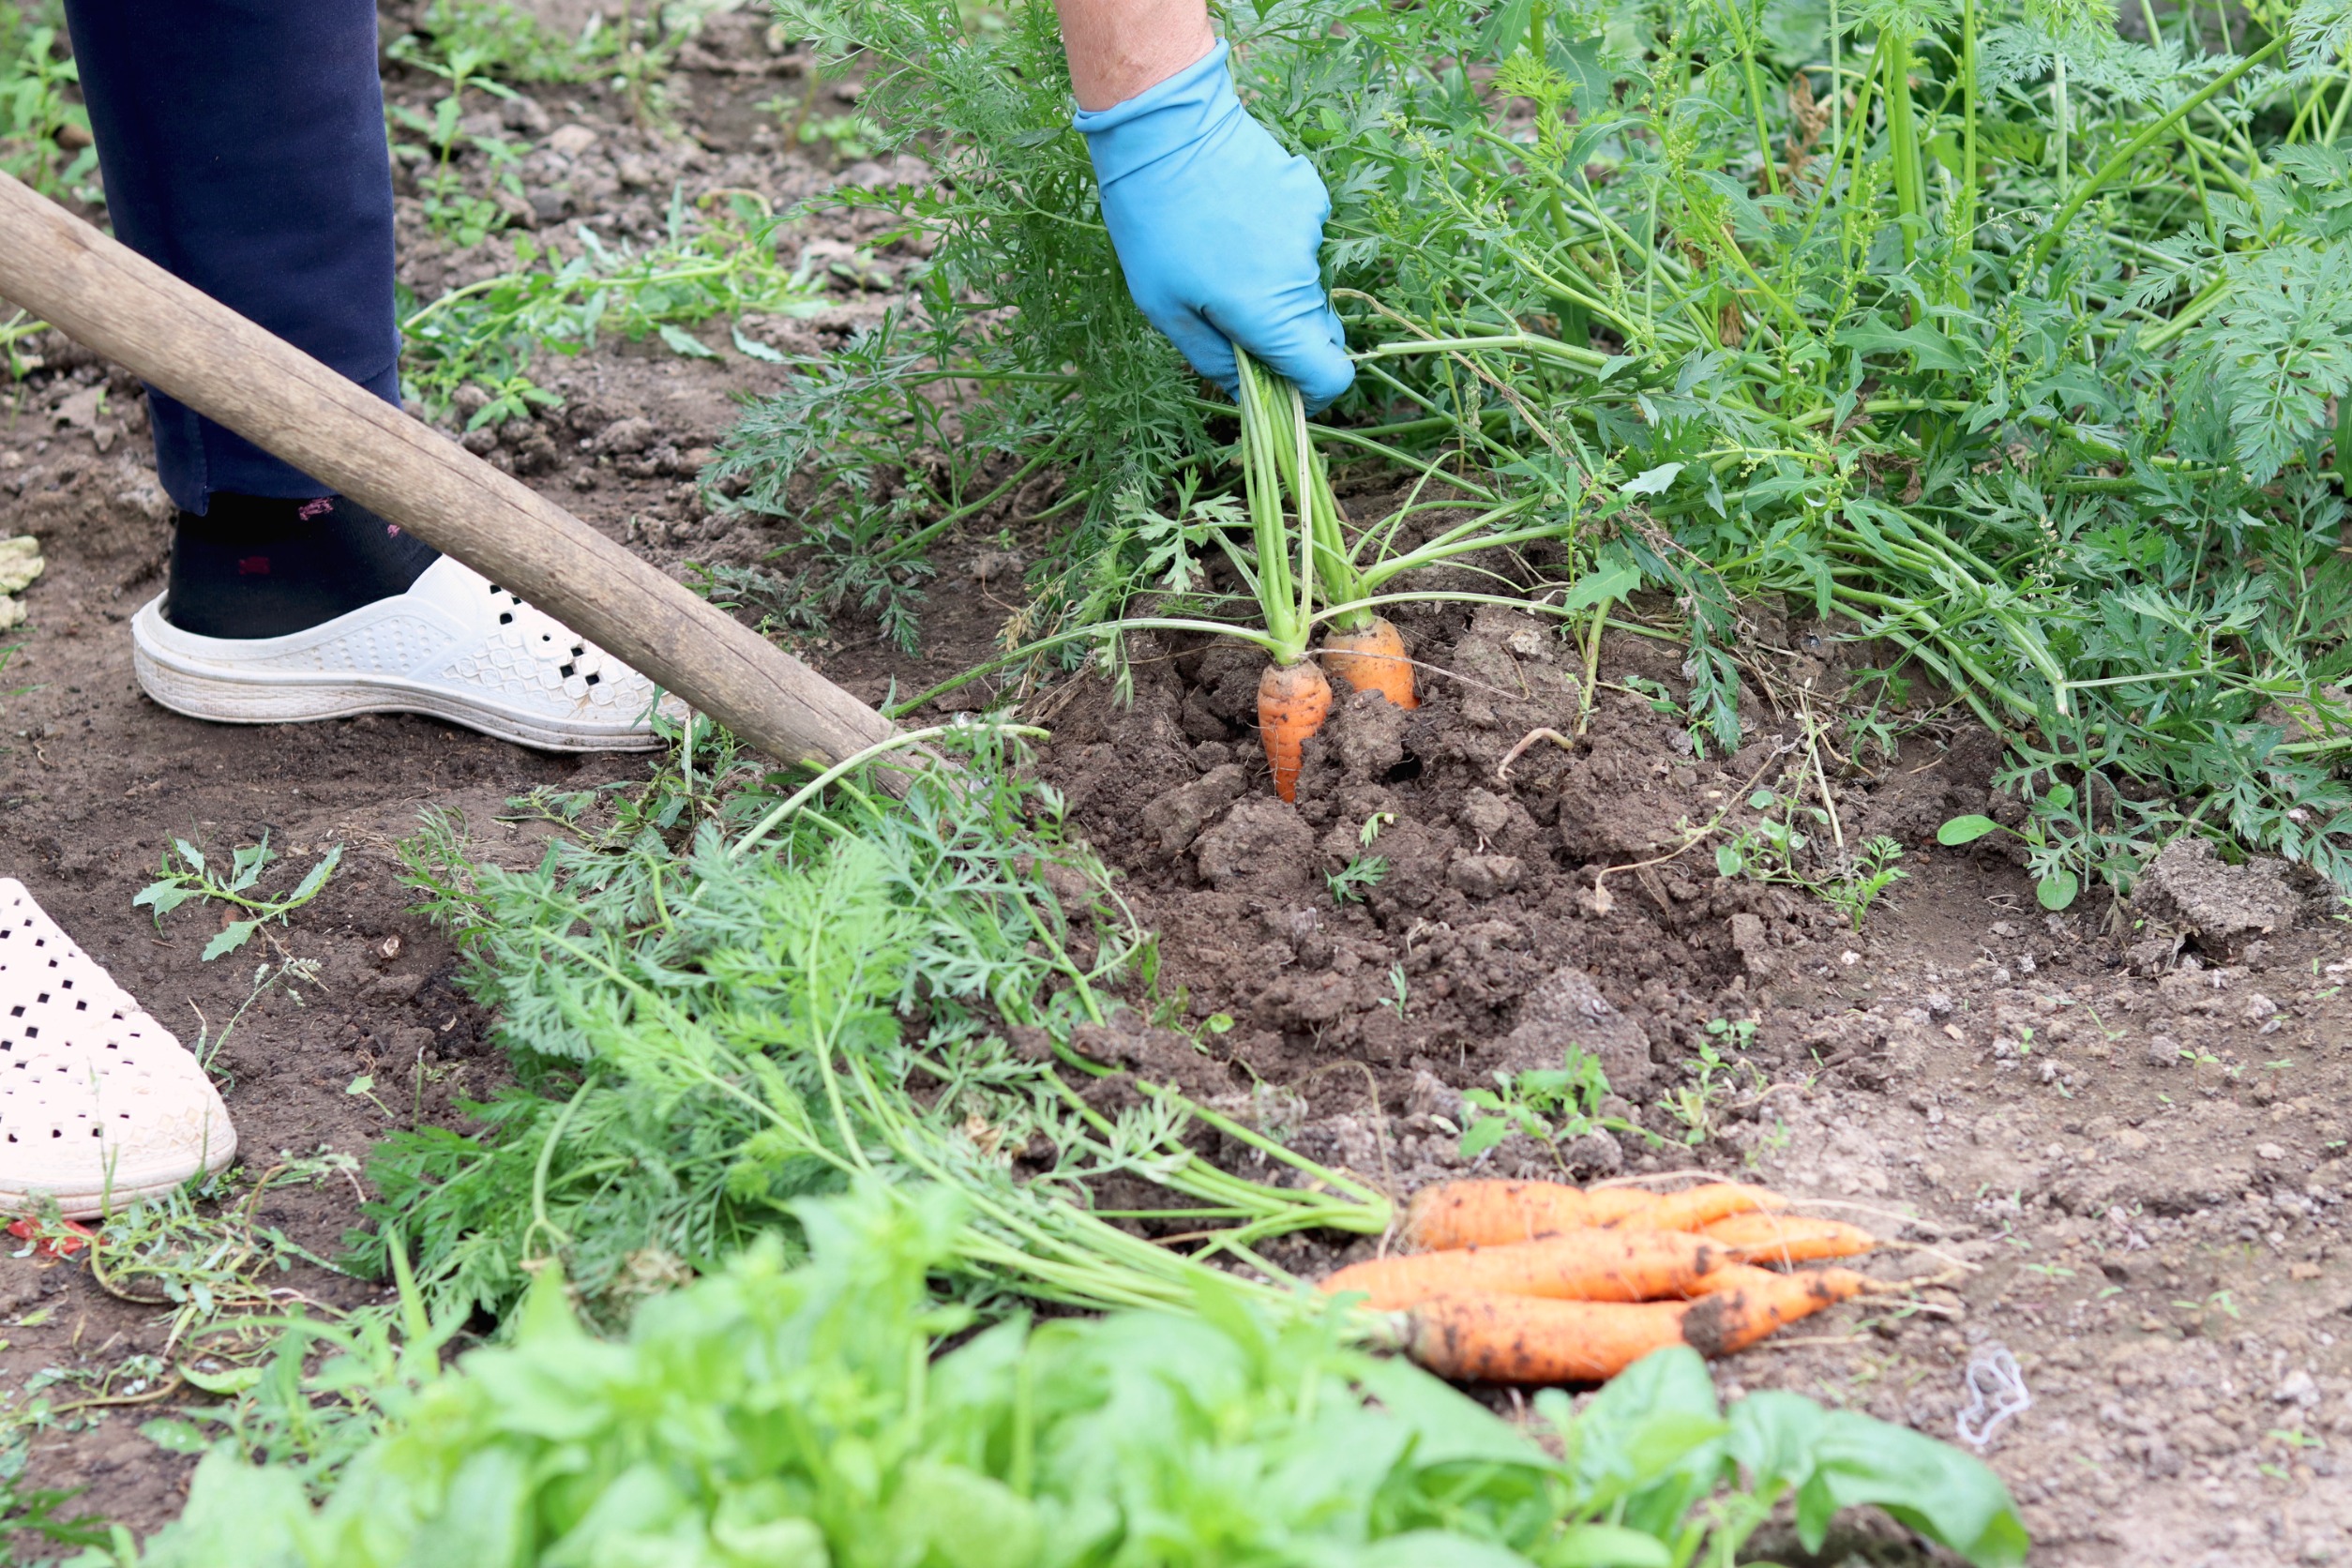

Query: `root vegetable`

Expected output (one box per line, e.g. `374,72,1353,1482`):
1405,1294,1695,1383
1700,1213,1878,1263
1319,1229,1726,1310
1402,1264,1871,1384
1634,1183,1787,1233
1403,1179,1785,1249
1680,1265,1869,1355
1403,1180,1659,1249
1319,617,1417,708
1258,659,1334,802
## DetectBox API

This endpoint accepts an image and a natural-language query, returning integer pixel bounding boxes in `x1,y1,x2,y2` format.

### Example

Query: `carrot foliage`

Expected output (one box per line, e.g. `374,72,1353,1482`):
723,0,2352,901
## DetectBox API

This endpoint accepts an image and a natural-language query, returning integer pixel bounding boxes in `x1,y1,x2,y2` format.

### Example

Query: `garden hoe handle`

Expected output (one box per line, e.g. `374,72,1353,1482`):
0,169,897,773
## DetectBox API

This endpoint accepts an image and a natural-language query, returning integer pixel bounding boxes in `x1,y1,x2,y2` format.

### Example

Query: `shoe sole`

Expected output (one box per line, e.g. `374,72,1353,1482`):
133,628,665,753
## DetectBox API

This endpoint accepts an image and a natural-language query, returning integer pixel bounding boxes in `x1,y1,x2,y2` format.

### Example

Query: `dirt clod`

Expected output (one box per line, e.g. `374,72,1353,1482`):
2132,837,2302,957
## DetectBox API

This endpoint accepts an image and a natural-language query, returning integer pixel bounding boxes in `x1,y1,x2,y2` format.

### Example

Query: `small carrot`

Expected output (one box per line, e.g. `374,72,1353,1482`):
1258,658,1333,803
1405,1294,1695,1383
1403,1180,1659,1250
1319,617,1417,709
1680,1265,1869,1355
1319,1229,1727,1311
1700,1213,1877,1263
1626,1183,1787,1233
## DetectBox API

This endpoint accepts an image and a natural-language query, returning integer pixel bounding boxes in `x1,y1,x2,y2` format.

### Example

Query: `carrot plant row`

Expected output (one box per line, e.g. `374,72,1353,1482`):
752,0,2352,901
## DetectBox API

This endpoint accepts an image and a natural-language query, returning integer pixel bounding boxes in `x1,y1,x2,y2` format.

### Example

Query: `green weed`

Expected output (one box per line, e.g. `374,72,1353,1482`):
398,192,825,422
1457,1045,1650,1161
133,837,342,961
0,2,93,198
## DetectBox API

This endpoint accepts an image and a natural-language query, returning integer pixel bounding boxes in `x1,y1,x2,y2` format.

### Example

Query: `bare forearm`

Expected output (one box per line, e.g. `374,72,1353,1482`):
1055,0,1214,111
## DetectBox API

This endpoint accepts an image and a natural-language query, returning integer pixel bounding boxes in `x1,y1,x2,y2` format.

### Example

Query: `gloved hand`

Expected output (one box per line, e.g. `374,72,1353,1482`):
1073,40,1353,413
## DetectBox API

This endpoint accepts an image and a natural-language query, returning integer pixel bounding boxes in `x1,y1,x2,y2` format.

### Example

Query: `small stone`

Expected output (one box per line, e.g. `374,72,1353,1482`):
545,124,599,158
2259,1143,2288,1162
0,535,44,595
1925,990,1954,1017
1456,788,1511,842
1448,854,1524,899
2279,1369,2321,1406
593,415,658,455
2242,992,2280,1022
968,549,1024,583
502,94,551,136
2145,1035,2179,1067
616,155,656,189
1563,1128,1622,1176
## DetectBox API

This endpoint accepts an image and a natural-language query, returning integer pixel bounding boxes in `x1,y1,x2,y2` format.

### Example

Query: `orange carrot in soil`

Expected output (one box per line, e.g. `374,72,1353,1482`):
1403,1265,1872,1384
1623,1182,1788,1233
1319,617,1418,709
1679,1265,1870,1355
1700,1213,1877,1263
1258,659,1333,803
1405,1294,1696,1383
1319,1229,1728,1311
1403,1180,1659,1250
1403,1179,1787,1249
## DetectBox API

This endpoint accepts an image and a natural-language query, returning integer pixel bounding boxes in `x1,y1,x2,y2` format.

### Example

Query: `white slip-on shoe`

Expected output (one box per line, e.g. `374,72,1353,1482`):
131,556,686,752
0,879,235,1220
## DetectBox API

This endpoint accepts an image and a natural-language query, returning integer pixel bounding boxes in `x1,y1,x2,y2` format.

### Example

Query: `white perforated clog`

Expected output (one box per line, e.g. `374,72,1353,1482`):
130,556,686,752
0,879,235,1219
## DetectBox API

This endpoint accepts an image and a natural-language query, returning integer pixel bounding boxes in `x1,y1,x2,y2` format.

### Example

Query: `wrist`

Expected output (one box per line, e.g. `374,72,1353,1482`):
1058,0,1214,111
1071,39,1238,184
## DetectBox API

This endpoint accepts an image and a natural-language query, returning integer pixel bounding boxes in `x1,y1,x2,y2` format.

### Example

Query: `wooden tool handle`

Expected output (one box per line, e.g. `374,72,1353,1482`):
0,170,896,770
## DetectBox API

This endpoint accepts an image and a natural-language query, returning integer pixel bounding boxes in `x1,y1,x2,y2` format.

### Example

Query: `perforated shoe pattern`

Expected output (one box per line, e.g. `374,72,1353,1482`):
434,580,660,719
130,557,686,751
0,880,236,1218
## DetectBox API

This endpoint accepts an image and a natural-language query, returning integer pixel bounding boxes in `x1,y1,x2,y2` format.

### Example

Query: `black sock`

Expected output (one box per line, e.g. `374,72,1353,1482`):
164,494,441,639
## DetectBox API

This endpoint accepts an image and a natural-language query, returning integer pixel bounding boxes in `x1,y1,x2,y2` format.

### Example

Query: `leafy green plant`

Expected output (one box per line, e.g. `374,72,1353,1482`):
0,3,94,197
133,837,342,961
394,0,600,85
1325,853,1389,904
1458,1046,1648,1162
355,726,1386,1326
1937,775,2156,910
121,1181,2028,1568
398,193,825,421
1662,1035,1762,1147
1717,791,1910,927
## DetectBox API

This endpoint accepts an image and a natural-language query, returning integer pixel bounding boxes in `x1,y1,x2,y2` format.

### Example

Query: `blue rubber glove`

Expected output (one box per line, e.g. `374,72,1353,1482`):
1074,41,1353,413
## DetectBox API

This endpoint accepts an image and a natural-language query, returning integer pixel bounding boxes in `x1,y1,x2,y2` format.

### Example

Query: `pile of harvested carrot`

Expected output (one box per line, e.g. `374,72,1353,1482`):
1321,1178,1888,1384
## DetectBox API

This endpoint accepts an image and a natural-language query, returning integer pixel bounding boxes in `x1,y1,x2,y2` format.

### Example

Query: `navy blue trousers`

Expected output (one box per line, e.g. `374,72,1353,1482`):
62,0,400,513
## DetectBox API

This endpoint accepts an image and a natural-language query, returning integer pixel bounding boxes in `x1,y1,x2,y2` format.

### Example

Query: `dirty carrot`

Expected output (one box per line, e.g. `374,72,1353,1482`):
1319,616,1418,708
1258,659,1334,802
1234,350,1332,796
1628,1182,1788,1233
1403,1179,1660,1250
1700,1213,1877,1263
1405,1293,1695,1383
1679,1265,1870,1355
1319,1229,1726,1311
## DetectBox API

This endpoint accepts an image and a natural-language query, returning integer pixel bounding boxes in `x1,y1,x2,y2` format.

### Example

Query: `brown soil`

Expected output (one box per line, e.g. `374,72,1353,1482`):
4,14,2351,1568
